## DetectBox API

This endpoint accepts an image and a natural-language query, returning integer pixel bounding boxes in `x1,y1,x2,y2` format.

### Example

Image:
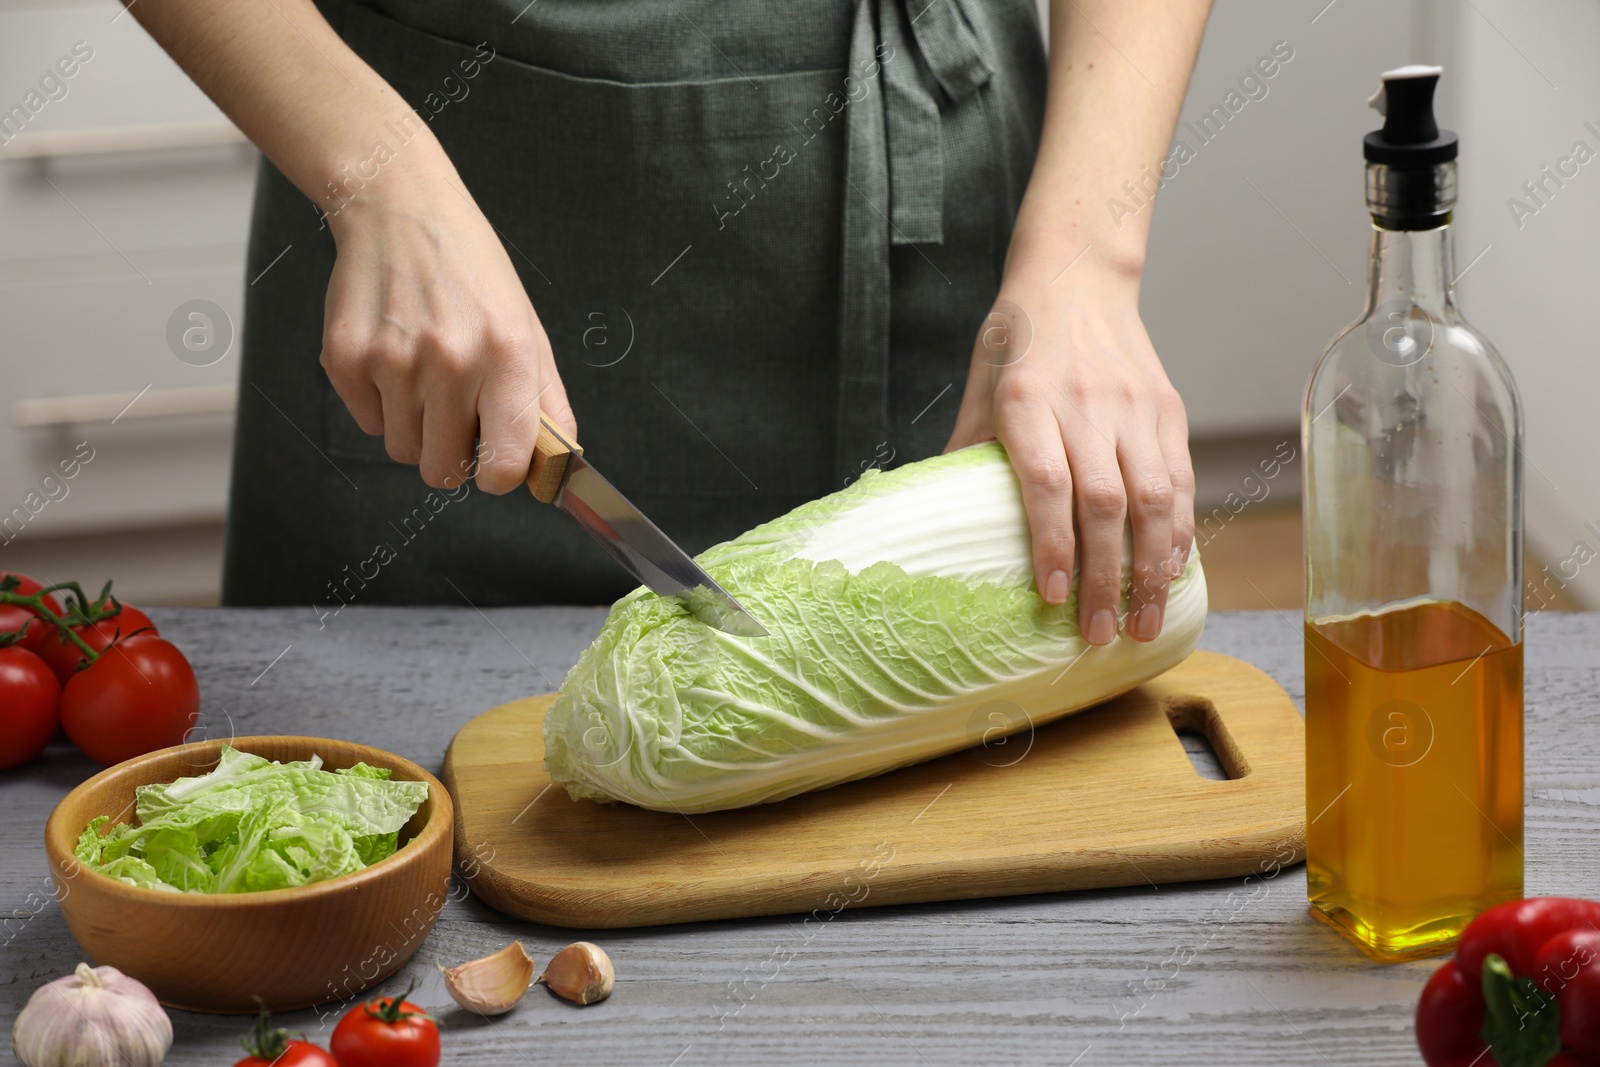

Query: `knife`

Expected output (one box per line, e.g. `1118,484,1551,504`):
525,414,767,638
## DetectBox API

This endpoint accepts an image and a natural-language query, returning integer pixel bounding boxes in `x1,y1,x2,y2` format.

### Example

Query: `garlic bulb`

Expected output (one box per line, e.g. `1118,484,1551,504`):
12,962,172,1067
539,942,614,1006
442,941,536,1015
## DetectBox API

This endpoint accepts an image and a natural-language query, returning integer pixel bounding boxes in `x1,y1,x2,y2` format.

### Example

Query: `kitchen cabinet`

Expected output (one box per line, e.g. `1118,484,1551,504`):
0,0,253,599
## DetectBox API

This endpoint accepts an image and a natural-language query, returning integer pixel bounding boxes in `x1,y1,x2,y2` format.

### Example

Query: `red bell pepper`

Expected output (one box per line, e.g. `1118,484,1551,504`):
1535,931,1600,1061
1417,960,1489,1067
1416,898,1600,1067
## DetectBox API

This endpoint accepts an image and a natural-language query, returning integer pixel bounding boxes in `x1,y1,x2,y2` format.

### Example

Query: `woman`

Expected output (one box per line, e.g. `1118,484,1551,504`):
130,0,1209,646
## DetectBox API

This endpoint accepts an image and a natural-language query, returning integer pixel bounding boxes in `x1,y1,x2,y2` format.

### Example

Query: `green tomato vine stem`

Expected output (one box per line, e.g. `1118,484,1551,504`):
0,580,104,664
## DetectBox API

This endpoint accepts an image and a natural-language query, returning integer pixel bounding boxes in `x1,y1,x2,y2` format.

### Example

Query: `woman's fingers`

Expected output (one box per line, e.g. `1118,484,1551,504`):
994,385,1075,607
320,293,386,437
1004,386,1182,646
471,383,539,495
322,363,385,438
535,338,579,441
374,363,424,468
1118,428,1175,642
961,283,1192,648
473,327,551,496
316,175,581,498
418,367,478,491
333,317,571,497
1157,389,1196,570
1059,414,1126,647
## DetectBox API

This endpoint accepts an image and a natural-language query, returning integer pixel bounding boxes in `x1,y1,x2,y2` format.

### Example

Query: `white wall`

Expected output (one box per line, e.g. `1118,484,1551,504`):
1045,0,1594,604
1450,0,1600,607
1134,0,1445,437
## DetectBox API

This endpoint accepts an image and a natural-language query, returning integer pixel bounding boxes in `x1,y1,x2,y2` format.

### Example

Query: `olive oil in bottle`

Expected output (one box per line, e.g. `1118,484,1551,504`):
1301,66,1524,960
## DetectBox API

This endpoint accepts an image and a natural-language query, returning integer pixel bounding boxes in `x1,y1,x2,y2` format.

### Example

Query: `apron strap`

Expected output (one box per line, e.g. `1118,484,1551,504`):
833,0,992,486
905,0,994,104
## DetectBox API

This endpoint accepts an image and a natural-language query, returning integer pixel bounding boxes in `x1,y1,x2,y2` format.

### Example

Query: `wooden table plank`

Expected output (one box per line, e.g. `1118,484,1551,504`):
1,608,1595,1066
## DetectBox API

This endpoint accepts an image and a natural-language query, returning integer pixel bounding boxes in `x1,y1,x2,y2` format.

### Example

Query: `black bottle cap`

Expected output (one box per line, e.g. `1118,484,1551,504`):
1364,65,1458,166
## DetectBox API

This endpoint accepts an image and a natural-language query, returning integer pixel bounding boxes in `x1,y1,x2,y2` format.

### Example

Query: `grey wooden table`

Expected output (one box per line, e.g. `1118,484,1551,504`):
3,609,1597,1066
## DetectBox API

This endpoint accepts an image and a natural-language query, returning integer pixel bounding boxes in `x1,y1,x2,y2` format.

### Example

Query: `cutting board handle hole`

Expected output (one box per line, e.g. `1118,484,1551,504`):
1164,696,1250,781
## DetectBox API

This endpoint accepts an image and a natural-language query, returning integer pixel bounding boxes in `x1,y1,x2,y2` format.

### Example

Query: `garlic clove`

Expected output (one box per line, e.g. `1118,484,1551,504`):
441,941,536,1016
539,941,614,1006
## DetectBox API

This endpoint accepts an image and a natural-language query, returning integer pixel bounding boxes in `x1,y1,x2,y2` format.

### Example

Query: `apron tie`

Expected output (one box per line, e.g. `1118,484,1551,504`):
833,0,991,486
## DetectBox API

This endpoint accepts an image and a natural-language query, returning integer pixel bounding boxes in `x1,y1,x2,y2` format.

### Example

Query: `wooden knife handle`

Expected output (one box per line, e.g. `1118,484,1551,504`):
527,414,583,503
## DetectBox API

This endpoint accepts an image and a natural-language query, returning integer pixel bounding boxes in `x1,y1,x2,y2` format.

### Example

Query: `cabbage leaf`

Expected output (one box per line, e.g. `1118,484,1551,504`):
74,745,428,893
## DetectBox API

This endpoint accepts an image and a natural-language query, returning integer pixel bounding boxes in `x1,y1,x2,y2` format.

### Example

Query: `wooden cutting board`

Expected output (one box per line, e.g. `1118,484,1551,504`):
440,651,1305,928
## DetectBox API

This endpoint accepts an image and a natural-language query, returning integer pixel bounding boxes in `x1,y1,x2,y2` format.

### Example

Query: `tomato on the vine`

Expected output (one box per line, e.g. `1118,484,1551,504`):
36,603,157,685
0,573,62,657
234,1041,336,1067
330,981,439,1067
0,645,59,771
234,1007,339,1067
59,633,198,766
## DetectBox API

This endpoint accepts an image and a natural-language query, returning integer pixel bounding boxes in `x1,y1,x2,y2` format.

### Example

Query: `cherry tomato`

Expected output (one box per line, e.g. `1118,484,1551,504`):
0,573,63,657
59,633,199,766
330,984,439,1067
36,603,158,685
0,645,60,770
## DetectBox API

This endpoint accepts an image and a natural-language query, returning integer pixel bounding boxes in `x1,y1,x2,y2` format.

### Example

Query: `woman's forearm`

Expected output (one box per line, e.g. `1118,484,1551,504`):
123,0,457,216
1008,0,1213,288
127,0,577,495
947,0,1212,643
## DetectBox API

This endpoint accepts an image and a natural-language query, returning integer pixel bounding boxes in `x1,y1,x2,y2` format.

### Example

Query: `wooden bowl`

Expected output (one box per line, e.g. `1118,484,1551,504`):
43,735,453,1013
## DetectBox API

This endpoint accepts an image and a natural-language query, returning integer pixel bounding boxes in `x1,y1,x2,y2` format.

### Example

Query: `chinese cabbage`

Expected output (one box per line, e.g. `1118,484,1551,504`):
544,441,1206,813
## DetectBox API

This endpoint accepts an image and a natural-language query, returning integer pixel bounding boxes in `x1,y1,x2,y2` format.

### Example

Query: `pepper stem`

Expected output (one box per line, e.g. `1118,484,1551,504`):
1480,952,1562,1067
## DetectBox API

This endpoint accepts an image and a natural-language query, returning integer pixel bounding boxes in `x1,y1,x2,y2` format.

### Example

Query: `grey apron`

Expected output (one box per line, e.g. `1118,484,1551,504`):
222,0,1046,608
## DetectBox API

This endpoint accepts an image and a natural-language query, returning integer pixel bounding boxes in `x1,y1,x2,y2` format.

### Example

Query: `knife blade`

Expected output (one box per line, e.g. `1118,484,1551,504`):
525,415,767,638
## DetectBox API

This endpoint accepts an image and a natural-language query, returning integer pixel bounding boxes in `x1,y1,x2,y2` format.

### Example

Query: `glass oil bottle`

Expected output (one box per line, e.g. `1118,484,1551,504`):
1302,66,1524,960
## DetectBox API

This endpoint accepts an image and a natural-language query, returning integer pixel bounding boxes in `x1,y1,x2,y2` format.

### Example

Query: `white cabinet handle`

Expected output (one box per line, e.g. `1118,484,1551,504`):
0,121,248,161
12,383,238,427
